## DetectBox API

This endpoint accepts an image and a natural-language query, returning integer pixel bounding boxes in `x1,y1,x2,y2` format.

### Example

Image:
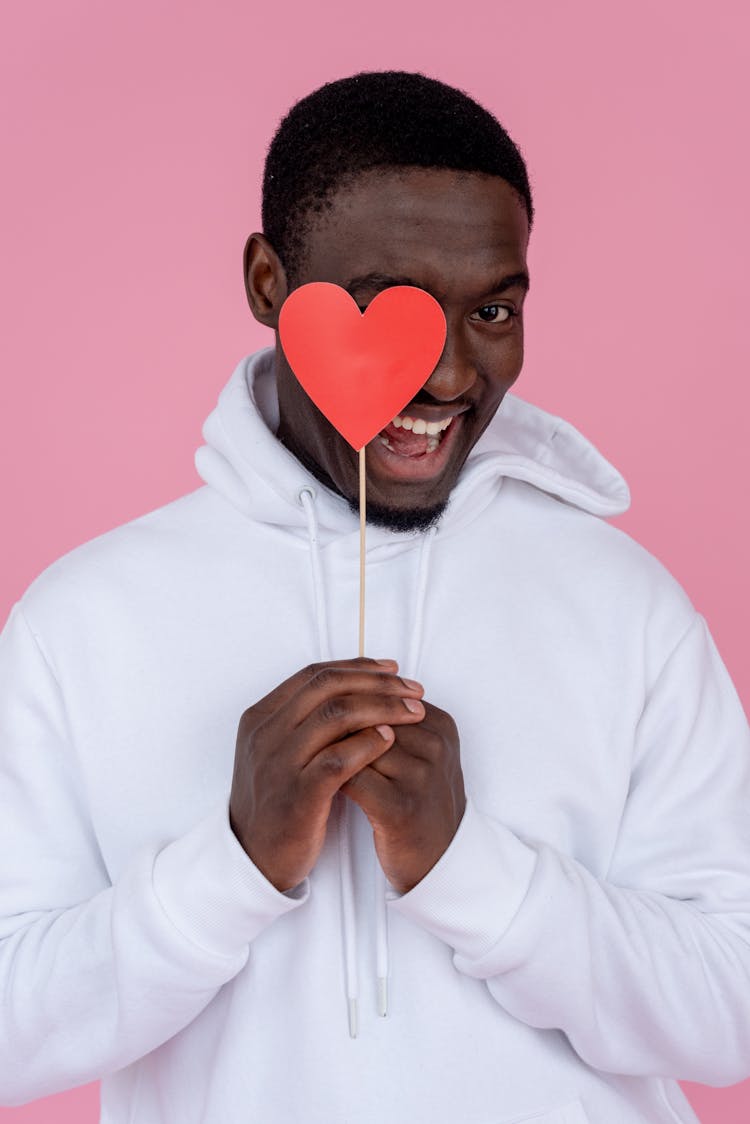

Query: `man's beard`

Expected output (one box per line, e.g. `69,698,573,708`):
280,429,449,534
346,493,448,534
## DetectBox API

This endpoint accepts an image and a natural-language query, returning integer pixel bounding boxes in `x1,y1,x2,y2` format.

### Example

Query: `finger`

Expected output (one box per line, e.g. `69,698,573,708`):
283,666,424,732
367,747,402,779
368,741,434,791
303,725,396,798
377,710,454,764
242,657,405,729
291,693,425,766
339,763,393,815
370,721,437,766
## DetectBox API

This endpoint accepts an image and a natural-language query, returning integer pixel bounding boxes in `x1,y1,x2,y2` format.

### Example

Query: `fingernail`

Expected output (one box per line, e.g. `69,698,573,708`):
375,724,393,740
402,698,424,714
375,658,398,666
401,678,423,691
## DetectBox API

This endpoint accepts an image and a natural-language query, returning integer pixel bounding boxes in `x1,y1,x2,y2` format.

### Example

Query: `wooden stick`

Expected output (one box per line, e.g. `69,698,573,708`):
358,446,366,657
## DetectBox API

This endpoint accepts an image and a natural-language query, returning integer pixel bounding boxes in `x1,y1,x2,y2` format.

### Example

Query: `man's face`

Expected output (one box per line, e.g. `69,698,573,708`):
273,167,530,530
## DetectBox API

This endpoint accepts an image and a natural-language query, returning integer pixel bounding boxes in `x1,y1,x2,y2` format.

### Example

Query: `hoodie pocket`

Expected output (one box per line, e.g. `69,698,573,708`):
500,1100,591,1124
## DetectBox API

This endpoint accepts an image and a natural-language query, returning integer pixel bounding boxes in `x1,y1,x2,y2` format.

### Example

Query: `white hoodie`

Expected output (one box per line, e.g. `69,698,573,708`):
1,347,749,1124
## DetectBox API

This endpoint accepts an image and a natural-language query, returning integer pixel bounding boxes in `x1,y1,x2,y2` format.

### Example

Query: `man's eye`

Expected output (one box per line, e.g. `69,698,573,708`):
471,304,513,323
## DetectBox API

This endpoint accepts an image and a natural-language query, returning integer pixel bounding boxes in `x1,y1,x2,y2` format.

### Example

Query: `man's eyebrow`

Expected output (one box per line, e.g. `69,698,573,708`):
344,270,530,301
484,271,531,296
345,273,425,296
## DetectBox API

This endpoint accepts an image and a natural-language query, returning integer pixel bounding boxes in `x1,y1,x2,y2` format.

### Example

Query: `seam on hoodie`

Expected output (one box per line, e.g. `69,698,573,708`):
17,601,63,686
539,418,628,507
15,601,111,879
481,454,624,512
603,610,703,880
538,419,564,461
125,1063,145,1124
633,611,702,742
655,1078,699,1123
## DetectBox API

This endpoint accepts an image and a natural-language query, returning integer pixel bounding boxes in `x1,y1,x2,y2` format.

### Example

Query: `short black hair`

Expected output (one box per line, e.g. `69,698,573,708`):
261,70,533,283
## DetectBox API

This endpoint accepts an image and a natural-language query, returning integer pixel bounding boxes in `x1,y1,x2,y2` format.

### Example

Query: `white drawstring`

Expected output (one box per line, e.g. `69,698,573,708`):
339,798,360,1038
300,488,360,1037
299,488,438,1036
374,523,438,1018
374,859,389,1017
299,488,331,661
406,525,437,677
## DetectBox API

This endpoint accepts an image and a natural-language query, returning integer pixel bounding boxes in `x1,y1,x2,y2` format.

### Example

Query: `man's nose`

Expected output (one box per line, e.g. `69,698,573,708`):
421,327,476,402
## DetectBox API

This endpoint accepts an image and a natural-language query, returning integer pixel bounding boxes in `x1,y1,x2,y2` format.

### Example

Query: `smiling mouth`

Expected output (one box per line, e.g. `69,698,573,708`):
377,409,465,456
366,408,467,482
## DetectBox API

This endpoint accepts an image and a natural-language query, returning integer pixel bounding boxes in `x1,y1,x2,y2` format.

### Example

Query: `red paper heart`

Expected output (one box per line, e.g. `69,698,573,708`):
278,282,447,450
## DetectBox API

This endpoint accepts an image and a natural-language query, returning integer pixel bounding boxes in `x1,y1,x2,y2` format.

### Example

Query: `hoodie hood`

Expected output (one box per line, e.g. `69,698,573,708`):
194,347,630,546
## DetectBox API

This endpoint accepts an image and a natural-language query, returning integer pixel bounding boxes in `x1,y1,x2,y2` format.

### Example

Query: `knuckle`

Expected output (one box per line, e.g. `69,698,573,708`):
237,714,261,753
318,695,348,724
238,703,263,730
250,714,274,749
312,666,340,691
413,758,431,785
444,713,459,740
236,709,252,738
316,749,347,780
422,728,443,755
394,786,418,820
376,671,401,690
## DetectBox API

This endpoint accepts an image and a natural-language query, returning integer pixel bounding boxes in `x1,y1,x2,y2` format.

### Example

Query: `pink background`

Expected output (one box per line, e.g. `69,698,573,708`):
1,1,748,1120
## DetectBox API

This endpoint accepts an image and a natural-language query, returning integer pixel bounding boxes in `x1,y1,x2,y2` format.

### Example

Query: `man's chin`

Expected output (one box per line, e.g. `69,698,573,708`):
347,494,448,534
278,428,449,533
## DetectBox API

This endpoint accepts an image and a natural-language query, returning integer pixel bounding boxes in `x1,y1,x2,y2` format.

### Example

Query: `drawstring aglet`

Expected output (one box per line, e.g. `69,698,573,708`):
348,997,359,1039
377,976,388,1017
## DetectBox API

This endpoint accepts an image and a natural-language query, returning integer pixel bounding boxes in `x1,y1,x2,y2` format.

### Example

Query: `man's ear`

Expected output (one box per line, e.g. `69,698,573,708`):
243,233,288,328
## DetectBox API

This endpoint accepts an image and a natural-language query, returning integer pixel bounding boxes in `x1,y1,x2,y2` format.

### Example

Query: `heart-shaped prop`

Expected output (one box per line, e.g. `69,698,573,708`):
278,282,447,450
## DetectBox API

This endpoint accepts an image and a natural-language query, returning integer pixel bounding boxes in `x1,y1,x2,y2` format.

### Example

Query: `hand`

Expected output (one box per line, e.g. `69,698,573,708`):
340,699,466,893
228,658,426,891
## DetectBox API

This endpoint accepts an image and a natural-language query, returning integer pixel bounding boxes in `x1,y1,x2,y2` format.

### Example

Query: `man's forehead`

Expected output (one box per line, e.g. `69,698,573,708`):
324,165,527,226
301,167,529,291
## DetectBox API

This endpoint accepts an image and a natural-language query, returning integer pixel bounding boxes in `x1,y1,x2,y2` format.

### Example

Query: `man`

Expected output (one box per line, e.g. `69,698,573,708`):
1,70,749,1124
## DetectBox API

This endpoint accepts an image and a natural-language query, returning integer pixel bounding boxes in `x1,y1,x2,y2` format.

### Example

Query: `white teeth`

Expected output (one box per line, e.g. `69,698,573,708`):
391,414,454,433
382,413,457,455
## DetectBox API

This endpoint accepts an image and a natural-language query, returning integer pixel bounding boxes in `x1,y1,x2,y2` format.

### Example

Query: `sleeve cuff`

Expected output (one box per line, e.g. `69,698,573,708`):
387,796,538,963
152,800,309,959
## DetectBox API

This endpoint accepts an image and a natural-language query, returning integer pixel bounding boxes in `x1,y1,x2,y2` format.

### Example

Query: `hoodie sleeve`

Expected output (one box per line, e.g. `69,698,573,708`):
0,603,308,1106
389,612,750,1085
